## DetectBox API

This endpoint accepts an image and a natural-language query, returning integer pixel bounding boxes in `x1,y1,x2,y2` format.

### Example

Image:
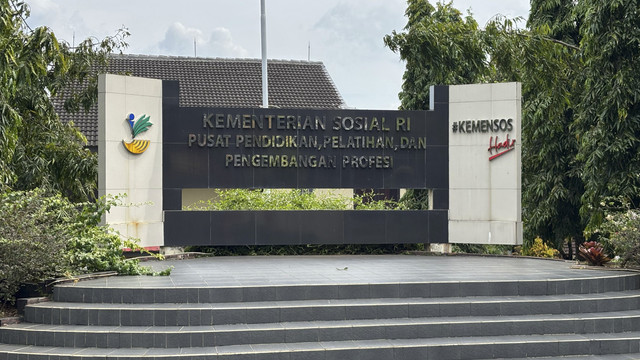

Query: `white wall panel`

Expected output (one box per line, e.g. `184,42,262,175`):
98,74,164,248
448,83,522,245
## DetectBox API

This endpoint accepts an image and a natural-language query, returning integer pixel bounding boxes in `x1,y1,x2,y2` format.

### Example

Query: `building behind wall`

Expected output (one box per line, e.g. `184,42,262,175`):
54,54,348,152
54,54,353,208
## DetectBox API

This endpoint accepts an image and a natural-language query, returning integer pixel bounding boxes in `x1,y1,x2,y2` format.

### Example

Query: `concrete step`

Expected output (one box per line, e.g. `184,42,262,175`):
5,258,640,359
24,291,640,326
490,356,640,360
3,311,640,348
52,274,640,303
1,332,640,359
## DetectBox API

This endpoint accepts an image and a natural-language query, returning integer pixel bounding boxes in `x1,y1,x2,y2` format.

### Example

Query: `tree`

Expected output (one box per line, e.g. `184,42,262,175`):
516,1,586,255
386,0,632,255
384,1,491,210
574,0,640,230
0,0,128,201
384,1,489,110
518,0,640,242
0,189,165,305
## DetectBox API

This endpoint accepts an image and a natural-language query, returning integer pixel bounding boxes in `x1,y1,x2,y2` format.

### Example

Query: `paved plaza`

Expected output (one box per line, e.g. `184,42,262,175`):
76,254,632,288
4,254,640,359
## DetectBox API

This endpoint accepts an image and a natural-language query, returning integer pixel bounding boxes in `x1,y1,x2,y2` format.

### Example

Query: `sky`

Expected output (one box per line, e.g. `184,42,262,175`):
26,0,529,110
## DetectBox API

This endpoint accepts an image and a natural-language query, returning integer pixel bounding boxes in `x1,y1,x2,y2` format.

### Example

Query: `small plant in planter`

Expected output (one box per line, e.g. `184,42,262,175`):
578,241,611,266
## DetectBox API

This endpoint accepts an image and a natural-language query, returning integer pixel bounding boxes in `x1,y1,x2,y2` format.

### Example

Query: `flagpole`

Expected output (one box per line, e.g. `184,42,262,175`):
261,0,268,108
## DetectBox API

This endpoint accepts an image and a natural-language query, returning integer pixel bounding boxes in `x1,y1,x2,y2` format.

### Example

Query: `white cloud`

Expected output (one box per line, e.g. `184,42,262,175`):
207,27,249,58
24,0,530,109
313,0,405,55
452,0,530,27
157,22,248,58
158,23,204,55
310,0,406,109
26,0,119,48
25,0,67,35
27,0,59,14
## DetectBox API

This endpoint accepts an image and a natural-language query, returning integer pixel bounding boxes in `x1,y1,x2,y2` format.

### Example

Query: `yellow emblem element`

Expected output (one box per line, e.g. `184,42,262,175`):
123,113,153,155
123,139,151,154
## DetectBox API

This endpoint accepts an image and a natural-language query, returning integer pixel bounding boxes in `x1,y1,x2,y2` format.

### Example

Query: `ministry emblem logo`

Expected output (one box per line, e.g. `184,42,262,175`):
122,113,153,154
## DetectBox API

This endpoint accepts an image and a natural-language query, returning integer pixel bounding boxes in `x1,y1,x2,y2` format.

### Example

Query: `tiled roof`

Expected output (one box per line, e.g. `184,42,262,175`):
54,54,347,147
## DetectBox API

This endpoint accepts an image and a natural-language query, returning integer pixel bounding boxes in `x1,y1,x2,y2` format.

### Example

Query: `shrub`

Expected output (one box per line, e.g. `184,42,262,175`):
185,243,424,256
185,189,406,211
0,189,162,304
63,194,156,275
399,189,429,210
451,244,514,255
0,190,72,303
184,189,414,255
521,237,559,258
597,208,640,267
353,191,408,210
578,241,611,266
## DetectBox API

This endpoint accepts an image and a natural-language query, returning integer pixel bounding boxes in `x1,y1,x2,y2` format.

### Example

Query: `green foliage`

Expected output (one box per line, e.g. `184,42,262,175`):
451,244,514,255
0,0,128,201
399,189,429,210
0,189,161,304
185,244,425,256
184,189,417,255
528,0,582,45
0,190,72,303
578,241,611,266
185,189,407,211
596,207,640,267
521,237,559,258
354,191,408,210
387,0,640,250
510,11,585,254
384,1,489,110
65,194,165,276
383,1,493,210
574,0,640,230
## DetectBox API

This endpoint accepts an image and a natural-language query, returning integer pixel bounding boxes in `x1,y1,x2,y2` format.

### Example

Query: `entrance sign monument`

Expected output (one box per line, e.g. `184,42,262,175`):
98,74,521,248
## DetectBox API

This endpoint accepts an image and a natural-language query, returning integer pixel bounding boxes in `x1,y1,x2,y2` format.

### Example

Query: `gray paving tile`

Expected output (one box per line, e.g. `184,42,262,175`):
7,256,640,360
56,256,640,292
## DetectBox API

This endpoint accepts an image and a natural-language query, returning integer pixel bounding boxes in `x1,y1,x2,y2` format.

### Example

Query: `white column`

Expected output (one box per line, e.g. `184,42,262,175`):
98,74,164,248
448,83,522,245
